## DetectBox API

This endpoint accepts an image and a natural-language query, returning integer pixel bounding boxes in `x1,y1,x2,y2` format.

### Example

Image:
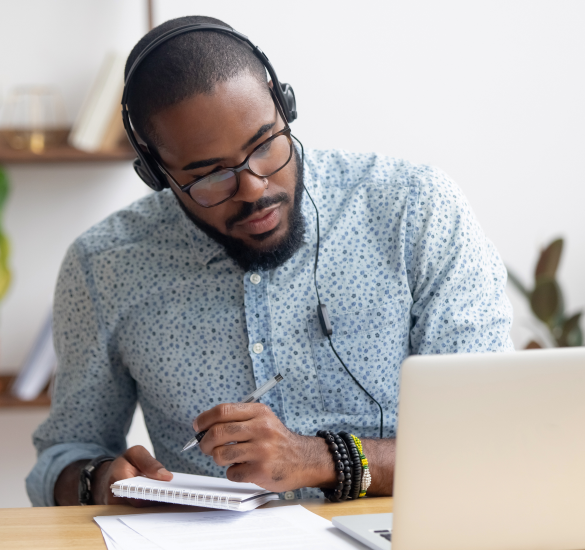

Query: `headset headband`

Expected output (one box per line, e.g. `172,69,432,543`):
121,22,297,193
122,23,295,122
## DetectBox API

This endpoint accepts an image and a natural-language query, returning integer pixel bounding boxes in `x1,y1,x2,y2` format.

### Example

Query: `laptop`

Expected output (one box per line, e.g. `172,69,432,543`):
333,513,392,549
334,347,585,550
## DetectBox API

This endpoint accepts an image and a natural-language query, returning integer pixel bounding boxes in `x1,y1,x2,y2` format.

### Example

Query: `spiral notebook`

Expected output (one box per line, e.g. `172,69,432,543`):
110,472,279,511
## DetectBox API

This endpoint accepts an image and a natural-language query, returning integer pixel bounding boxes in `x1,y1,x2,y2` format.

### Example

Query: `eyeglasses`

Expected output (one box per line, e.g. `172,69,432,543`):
156,125,294,208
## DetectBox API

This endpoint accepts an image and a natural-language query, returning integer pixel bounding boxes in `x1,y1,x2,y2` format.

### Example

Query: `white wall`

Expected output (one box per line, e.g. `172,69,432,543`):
1,0,584,369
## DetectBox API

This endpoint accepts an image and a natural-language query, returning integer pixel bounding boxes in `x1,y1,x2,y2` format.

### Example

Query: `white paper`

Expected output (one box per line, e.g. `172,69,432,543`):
94,516,163,550
100,529,119,550
117,505,368,550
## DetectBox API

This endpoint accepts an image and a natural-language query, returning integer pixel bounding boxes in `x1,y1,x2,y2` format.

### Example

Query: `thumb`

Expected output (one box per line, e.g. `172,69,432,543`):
124,445,173,481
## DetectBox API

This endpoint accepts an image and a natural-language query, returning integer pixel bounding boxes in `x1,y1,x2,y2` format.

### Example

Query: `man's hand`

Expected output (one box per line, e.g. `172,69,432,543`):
54,445,173,506
195,403,337,492
92,445,173,505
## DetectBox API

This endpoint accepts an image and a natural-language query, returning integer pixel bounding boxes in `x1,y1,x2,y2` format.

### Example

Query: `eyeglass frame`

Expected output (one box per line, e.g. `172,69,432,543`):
153,89,294,208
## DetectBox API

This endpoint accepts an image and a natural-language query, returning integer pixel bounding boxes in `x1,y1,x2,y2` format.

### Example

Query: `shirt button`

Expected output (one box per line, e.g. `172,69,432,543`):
250,273,261,284
252,343,264,354
284,491,295,500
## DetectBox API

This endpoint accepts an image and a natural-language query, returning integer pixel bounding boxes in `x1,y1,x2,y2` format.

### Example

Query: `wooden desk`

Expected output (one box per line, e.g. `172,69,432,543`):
0,497,392,549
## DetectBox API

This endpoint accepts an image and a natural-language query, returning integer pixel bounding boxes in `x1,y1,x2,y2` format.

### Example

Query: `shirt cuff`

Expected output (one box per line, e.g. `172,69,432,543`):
26,442,115,507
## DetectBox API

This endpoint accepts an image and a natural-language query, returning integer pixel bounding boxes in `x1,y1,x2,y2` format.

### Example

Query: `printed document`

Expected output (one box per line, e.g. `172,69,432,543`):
95,505,368,550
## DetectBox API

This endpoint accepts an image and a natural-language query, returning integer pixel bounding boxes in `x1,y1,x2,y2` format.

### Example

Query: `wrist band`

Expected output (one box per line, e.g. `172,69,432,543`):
350,434,371,497
78,455,115,505
339,431,363,500
316,430,353,502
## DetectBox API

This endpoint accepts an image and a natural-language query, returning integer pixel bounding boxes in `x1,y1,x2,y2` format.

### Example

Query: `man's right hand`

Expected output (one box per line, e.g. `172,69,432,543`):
54,445,173,506
92,445,173,505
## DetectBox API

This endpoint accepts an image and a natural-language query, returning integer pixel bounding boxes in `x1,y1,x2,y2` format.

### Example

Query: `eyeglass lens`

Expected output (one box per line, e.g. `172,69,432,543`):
189,134,292,207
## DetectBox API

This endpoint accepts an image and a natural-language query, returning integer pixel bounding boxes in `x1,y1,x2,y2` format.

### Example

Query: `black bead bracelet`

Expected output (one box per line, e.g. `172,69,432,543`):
337,435,353,501
339,431,363,501
316,430,353,502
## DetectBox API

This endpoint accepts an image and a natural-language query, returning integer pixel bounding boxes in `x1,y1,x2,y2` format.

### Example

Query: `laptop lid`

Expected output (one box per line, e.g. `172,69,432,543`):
392,348,585,550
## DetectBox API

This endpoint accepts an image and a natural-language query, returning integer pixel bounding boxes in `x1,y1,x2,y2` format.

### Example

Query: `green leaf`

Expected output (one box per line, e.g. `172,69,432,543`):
567,326,583,347
0,165,9,212
0,167,11,302
530,278,561,324
0,232,10,302
535,238,563,282
506,267,530,299
557,312,583,347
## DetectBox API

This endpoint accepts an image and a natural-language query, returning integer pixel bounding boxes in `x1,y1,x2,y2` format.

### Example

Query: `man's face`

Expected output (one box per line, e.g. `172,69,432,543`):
151,74,303,268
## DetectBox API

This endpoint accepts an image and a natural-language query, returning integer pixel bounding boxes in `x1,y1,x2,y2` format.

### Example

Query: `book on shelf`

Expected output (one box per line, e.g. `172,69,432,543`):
10,310,56,401
68,52,127,153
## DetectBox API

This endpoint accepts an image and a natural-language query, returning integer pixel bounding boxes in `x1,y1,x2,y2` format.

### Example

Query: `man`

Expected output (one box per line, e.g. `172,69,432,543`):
27,15,513,507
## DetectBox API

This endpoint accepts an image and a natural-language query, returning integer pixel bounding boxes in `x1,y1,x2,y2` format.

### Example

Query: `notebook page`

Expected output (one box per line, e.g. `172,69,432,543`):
119,505,368,550
111,472,273,501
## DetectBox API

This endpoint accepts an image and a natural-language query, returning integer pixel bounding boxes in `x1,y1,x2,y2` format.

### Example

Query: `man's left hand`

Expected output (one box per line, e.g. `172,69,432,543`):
195,403,336,492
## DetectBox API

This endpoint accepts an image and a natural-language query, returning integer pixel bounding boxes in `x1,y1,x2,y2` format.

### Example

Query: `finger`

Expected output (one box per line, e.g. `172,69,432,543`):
210,441,259,467
198,420,254,455
98,458,140,505
195,402,269,432
225,462,258,485
103,457,172,506
123,445,173,481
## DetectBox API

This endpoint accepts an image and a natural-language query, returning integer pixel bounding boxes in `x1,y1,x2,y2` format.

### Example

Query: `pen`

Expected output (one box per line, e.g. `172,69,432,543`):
181,373,284,452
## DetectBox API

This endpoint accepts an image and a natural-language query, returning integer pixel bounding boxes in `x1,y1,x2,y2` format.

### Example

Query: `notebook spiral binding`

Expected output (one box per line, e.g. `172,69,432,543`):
116,482,232,509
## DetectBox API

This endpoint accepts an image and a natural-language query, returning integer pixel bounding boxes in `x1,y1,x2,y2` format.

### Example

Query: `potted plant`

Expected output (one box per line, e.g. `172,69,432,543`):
0,166,9,301
507,238,582,349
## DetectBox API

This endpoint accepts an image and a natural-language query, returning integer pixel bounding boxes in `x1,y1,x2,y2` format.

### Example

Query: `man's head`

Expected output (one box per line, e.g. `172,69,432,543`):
125,16,305,272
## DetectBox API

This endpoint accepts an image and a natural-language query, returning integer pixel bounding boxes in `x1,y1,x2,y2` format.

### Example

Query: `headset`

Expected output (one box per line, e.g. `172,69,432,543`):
122,23,297,193
122,23,384,438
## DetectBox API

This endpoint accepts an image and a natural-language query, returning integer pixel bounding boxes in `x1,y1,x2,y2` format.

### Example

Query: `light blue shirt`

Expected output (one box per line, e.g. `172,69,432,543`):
27,149,513,506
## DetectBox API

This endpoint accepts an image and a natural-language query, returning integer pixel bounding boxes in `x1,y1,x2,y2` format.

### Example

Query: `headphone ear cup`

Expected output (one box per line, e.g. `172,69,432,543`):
279,83,297,122
133,155,169,192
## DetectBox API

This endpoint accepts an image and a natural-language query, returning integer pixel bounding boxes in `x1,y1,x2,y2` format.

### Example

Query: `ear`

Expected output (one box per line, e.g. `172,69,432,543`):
267,80,274,89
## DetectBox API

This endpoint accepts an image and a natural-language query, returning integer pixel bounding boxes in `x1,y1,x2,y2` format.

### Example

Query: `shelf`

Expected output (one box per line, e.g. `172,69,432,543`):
0,143,135,164
0,375,51,408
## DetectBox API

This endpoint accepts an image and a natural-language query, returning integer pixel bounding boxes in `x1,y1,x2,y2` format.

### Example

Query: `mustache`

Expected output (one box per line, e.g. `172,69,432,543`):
225,192,290,232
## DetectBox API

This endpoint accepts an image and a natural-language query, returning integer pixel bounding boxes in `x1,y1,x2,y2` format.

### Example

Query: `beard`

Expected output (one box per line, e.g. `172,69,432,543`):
177,147,306,272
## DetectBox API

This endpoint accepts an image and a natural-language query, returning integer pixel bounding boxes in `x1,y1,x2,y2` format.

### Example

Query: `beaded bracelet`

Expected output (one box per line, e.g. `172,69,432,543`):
337,436,353,501
316,430,353,502
350,434,371,497
339,431,362,500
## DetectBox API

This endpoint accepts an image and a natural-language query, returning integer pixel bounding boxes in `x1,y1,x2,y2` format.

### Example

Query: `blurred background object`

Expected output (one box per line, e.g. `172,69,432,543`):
68,52,128,153
508,239,582,349
9,310,55,402
1,87,68,154
0,165,10,303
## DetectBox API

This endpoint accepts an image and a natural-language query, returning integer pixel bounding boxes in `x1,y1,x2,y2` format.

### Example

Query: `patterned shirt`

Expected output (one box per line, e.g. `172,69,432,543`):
27,149,513,506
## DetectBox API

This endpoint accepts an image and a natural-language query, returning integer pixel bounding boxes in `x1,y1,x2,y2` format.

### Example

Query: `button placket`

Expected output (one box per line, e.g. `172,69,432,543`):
244,271,271,376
